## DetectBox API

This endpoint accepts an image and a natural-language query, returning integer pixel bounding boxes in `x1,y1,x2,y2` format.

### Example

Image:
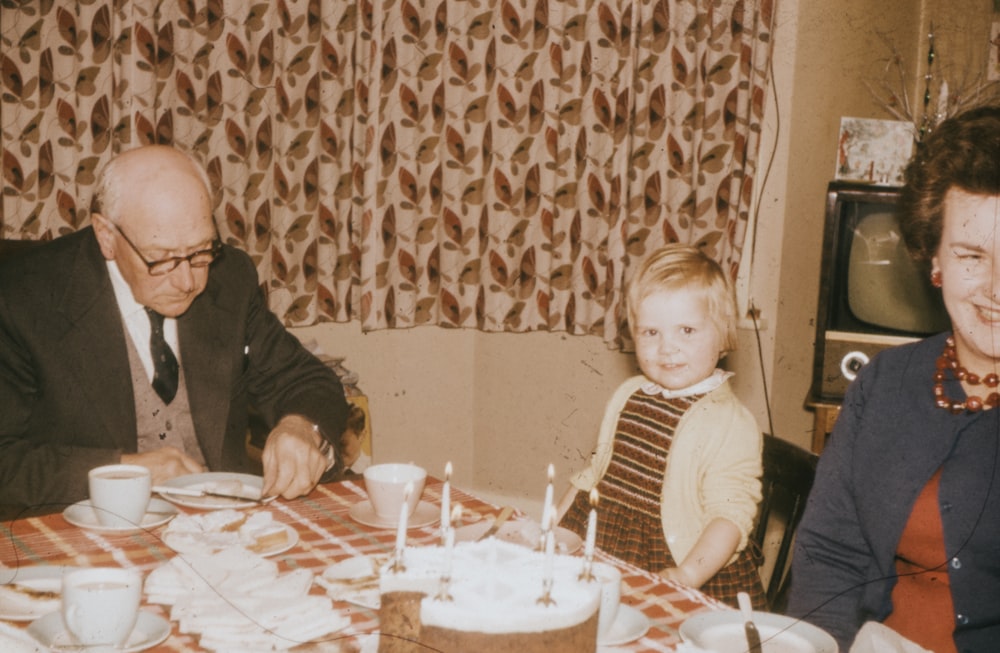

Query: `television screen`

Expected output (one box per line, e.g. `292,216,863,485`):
845,207,950,334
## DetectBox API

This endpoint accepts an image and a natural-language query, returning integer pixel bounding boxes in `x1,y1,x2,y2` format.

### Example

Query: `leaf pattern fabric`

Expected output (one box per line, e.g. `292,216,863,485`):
0,0,774,347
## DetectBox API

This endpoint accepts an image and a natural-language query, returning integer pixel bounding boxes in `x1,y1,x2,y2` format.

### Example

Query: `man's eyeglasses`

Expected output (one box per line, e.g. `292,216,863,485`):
110,221,222,276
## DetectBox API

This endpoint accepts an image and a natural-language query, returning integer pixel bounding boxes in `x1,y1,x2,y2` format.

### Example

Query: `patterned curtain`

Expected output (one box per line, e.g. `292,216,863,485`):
0,0,774,346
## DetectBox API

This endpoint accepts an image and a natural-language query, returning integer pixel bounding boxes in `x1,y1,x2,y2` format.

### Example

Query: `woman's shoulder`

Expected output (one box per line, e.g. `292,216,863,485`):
862,332,947,380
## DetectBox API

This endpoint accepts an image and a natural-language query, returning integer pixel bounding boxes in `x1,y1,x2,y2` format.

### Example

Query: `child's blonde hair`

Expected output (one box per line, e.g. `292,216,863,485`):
625,244,738,353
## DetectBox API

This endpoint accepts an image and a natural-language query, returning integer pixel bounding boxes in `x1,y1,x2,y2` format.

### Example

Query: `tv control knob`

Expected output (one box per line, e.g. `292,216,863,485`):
841,351,870,381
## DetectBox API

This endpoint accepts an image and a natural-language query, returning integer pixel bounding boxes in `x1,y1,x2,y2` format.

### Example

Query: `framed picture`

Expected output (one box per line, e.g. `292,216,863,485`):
835,117,915,186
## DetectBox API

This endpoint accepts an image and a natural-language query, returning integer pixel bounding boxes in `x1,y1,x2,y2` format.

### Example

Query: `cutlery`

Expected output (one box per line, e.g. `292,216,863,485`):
152,485,267,503
738,591,763,653
476,505,514,541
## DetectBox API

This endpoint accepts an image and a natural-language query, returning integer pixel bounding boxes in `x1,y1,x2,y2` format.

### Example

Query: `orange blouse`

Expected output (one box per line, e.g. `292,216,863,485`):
884,469,956,653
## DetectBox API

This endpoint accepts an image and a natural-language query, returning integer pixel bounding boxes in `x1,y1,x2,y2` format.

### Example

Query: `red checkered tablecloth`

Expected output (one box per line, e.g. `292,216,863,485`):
0,478,722,652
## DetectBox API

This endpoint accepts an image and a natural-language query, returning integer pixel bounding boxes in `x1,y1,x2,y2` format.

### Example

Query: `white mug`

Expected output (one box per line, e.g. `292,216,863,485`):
592,561,622,639
61,567,142,647
89,464,151,528
363,463,426,520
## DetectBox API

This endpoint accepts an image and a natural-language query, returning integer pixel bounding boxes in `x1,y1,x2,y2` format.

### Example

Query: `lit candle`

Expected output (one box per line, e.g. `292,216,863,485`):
541,463,554,529
584,488,598,561
395,481,413,555
441,461,452,535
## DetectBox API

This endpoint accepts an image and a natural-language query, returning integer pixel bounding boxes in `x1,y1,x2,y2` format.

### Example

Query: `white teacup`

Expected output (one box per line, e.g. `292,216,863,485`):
89,464,151,529
363,463,426,520
592,561,622,639
62,567,142,648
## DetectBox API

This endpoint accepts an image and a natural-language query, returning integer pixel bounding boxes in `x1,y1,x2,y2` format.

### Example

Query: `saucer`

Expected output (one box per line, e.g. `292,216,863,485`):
62,498,178,534
599,605,650,647
349,500,439,529
28,610,171,652
679,609,837,653
453,518,583,554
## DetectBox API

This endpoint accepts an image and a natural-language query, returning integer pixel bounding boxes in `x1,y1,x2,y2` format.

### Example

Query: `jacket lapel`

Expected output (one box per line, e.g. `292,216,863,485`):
178,277,238,469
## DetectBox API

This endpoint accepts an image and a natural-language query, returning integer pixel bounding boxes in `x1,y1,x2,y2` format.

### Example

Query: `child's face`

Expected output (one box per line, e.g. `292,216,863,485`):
632,286,724,390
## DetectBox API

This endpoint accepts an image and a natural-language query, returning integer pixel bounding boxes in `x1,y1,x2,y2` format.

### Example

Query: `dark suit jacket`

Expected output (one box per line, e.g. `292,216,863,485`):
0,228,348,517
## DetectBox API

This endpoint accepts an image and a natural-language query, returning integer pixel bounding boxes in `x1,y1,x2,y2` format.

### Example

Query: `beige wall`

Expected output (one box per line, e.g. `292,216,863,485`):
294,0,997,512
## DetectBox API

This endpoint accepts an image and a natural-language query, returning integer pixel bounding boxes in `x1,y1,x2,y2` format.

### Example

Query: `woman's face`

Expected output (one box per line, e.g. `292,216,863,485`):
932,188,1000,372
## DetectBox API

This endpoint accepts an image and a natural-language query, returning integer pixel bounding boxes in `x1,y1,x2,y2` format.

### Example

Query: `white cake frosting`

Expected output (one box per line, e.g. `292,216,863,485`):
380,538,601,634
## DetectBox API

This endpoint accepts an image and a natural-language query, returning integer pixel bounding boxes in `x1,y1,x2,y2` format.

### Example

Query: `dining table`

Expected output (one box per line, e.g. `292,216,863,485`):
0,476,725,652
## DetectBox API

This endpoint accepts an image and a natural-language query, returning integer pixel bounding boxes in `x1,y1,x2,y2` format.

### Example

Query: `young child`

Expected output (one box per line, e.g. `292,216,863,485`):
557,244,766,608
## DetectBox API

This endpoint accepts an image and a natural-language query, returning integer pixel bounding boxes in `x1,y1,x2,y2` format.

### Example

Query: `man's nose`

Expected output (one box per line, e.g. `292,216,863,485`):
170,260,197,292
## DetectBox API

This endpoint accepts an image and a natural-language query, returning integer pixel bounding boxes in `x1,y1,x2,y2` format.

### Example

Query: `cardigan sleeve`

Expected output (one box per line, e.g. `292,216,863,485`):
786,367,875,650
660,384,762,563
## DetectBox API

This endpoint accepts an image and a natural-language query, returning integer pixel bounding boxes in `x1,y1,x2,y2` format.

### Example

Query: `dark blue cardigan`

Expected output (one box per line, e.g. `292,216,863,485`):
787,333,1000,653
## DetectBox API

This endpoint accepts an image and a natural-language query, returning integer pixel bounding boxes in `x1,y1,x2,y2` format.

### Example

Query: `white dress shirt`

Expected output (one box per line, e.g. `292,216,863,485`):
106,260,180,381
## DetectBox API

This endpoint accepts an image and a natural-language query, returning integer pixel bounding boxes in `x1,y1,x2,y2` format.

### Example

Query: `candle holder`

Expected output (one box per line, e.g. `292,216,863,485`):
390,547,407,573
435,574,454,602
536,576,556,606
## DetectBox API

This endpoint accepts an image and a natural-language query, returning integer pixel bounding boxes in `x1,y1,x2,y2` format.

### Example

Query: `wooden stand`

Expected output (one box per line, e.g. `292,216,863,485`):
805,399,840,454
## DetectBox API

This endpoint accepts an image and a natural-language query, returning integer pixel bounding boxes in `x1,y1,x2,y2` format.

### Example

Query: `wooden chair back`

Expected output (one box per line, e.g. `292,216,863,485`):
752,433,819,612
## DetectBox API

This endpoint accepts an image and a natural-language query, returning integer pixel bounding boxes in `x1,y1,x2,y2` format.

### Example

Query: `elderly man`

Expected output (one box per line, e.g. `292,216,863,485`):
0,145,348,517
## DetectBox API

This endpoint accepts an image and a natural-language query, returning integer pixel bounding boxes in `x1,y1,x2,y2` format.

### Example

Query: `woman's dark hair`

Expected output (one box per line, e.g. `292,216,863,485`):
899,106,1000,273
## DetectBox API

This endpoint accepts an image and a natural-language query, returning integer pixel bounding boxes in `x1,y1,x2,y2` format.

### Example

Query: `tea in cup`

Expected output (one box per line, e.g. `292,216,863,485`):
62,567,142,647
363,463,426,520
89,464,151,528
592,561,622,640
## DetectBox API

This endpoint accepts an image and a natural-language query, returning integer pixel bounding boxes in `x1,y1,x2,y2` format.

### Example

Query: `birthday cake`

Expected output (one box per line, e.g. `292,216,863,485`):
378,538,601,653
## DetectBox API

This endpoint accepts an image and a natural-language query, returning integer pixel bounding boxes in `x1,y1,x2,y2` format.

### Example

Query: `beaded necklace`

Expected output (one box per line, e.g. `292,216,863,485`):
933,336,1000,413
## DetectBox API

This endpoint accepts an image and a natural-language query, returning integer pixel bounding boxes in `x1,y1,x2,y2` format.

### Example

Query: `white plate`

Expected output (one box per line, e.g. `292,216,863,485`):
453,518,583,554
349,500,439,529
62,499,178,534
600,604,650,647
163,521,298,557
156,472,275,509
0,566,77,622
680,609,838,653
28,610,170,652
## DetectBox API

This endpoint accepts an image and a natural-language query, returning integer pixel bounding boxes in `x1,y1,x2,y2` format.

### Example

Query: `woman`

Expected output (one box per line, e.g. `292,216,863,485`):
786,107,1000,653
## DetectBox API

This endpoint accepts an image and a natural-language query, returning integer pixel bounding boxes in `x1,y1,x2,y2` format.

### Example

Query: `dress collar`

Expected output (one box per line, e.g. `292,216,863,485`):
640,368,733,399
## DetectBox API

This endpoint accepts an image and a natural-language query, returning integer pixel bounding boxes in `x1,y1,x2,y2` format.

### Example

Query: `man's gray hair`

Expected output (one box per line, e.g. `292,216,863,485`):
91,146,212,223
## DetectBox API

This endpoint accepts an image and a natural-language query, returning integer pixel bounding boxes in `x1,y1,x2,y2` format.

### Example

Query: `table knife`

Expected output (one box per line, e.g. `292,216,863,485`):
738,591,763,653
476,505,514,541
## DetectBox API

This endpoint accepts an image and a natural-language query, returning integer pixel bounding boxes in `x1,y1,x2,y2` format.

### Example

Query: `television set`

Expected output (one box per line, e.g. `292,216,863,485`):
810,181,951,401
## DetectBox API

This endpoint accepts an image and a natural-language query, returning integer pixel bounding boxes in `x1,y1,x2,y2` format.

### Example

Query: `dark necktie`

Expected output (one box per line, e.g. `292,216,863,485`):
146,308,179,404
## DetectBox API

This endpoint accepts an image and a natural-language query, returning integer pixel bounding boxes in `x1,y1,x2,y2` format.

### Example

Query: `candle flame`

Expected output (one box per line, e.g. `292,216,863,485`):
445,461,452,480
547,463,554,482
589,488,599,508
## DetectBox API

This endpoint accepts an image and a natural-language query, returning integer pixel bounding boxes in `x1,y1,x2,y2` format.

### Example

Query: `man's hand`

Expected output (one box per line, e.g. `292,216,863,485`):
261,414,330,499
121,447,205,486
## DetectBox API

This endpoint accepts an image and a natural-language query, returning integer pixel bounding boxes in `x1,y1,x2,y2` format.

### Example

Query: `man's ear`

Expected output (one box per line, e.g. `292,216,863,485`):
91,213,117,260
